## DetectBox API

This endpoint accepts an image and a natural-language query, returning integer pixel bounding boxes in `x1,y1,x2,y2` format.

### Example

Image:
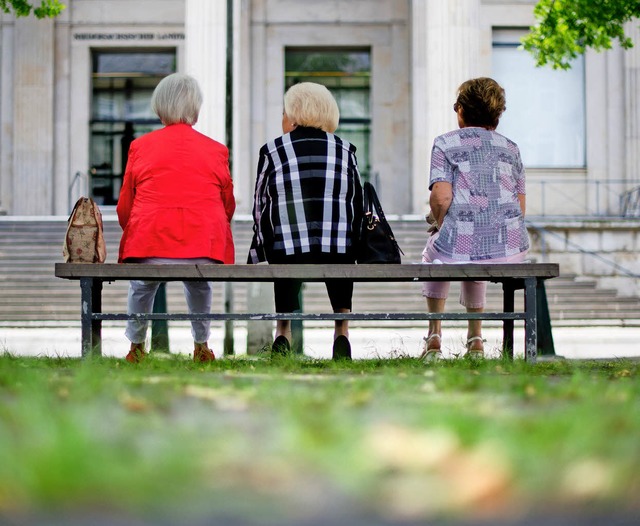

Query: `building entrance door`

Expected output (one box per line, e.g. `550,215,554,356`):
89,50,176,205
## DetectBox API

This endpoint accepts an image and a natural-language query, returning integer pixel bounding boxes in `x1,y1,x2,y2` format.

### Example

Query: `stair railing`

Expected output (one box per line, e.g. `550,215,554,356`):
621,186,640,218
527,179,640,217
68,171,87,213
526,221,640,279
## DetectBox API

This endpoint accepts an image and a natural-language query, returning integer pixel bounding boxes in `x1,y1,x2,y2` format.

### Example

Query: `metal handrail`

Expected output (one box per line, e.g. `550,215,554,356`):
67,171,87,213
621,186,640,218
527,221,640,278
527,178,639,218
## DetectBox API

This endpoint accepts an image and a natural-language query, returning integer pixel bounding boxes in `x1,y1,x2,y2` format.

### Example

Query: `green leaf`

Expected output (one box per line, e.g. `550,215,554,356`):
522,0,640,69
0,0,65,18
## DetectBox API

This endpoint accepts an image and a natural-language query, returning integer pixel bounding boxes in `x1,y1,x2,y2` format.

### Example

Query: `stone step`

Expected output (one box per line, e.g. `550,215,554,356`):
1,218,639,325
1,284,638,322
2,284,637,307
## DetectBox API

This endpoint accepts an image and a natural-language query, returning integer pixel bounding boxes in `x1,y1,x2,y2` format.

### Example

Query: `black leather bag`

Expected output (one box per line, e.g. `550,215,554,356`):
357,182,404,264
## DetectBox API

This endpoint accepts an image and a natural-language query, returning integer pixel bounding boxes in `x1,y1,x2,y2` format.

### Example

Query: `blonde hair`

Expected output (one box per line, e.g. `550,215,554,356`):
151,73,202,126
455,77,506,129
283,82,340,133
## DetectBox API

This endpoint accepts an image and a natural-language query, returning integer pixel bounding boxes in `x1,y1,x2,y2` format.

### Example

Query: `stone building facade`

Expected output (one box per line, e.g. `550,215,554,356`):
1,0,639,293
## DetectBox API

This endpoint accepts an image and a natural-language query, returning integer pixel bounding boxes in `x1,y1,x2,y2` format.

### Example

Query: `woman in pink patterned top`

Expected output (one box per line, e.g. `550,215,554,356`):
421,77,529,361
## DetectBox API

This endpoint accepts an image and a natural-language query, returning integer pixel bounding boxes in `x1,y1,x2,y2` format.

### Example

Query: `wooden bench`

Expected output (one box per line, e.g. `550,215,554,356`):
54,262,559,363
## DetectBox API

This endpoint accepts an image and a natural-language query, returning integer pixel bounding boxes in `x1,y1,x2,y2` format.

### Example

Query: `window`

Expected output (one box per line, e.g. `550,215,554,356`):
492,30,586,168
285,48,371,179
90,50,176,205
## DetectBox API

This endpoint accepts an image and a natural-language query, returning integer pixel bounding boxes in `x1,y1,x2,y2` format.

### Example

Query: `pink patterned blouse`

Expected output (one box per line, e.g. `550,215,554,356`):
428,127,530,261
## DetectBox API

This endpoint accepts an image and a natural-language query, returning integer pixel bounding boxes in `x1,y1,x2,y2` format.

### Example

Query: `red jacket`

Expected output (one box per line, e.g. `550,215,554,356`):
117,123,236,263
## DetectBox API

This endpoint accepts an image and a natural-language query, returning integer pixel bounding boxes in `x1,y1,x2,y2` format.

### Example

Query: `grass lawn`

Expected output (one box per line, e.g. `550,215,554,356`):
0,352,638,524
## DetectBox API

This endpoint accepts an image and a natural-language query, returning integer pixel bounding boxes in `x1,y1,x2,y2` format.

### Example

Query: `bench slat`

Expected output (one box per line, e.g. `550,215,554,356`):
55,263,559,281
94,312,527,322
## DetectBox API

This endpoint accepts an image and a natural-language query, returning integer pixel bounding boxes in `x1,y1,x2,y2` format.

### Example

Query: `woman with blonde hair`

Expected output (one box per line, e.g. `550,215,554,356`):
421,77,530,361
117,73,236,363
248,82,364,360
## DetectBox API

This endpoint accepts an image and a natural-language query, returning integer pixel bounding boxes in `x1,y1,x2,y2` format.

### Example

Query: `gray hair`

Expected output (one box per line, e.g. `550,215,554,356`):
284,82,340,133
151,73,203,126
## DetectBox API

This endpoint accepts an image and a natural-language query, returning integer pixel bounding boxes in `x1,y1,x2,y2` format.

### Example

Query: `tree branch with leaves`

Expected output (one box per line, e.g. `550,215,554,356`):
0,0,65,18
521,0,640,69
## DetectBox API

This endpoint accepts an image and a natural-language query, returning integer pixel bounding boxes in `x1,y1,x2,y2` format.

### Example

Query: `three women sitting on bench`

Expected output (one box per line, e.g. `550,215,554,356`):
117,76,528,362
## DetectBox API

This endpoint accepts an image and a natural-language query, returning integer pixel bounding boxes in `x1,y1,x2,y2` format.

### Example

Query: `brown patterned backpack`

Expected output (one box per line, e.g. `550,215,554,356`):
63,197,107,263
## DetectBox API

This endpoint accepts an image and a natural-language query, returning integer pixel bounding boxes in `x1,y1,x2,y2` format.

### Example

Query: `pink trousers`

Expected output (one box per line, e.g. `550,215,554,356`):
421,234,528,309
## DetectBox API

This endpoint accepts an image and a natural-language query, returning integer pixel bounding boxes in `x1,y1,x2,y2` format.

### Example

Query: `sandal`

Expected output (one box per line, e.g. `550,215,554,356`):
466,336,486,358
420,334,442,362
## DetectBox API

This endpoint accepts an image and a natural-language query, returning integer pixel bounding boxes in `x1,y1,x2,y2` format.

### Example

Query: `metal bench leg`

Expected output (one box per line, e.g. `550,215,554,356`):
80,278,102,358
80,278,93,357
536,279,556,357
92,279,103,357
524,277,537,363
502,282,515,360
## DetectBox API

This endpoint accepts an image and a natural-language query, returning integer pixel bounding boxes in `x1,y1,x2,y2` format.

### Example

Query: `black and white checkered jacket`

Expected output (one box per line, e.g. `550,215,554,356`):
248,126,364,264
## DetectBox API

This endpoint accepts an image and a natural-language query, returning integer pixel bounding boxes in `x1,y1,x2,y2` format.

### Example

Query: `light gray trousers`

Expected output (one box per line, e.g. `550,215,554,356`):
125,258,217,345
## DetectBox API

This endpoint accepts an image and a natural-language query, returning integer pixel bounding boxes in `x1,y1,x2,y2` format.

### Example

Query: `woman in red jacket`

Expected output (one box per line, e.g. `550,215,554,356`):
117,73,236,364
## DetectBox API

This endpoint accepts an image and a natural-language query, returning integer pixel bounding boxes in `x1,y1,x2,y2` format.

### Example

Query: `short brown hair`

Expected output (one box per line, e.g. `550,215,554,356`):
455,77,506,129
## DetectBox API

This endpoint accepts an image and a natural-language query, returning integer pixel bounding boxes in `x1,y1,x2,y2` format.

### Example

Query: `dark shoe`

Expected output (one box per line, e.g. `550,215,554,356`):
125,345,147,364
194,345,216,363
272,335,291,356
332,335,352,361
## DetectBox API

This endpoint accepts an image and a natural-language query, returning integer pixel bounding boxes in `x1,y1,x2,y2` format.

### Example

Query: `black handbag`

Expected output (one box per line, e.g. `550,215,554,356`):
357,182,404,264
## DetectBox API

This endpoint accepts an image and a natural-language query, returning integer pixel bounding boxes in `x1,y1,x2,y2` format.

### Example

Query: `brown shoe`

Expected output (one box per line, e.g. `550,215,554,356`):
194,344,216,363
125,344,147,364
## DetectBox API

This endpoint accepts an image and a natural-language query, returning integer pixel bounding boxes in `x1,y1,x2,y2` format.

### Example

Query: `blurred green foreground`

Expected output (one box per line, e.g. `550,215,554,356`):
0,354,638,524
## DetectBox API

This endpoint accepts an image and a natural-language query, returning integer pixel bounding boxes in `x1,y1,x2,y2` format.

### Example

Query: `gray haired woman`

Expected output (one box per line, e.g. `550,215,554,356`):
117,73,236,363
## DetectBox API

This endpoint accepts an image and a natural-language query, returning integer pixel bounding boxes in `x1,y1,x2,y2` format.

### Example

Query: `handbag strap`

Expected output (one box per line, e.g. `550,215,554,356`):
364,182,387,221
363,182,373,215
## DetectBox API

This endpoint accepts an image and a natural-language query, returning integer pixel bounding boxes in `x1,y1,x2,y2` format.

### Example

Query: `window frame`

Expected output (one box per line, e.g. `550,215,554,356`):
284,47,372,179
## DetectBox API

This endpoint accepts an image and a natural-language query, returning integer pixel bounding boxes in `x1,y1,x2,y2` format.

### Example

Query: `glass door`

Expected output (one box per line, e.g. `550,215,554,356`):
90,50,176,205
285,48,371,179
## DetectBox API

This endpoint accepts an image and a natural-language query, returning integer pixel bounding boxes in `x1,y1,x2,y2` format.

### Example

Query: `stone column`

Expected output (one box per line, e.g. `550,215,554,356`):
411,0,481,215
185,0,227,143
185,0,274,354
0,20,14,215
53,7,72,215
185,0,232,353
13,15,55,215
625,21,640,185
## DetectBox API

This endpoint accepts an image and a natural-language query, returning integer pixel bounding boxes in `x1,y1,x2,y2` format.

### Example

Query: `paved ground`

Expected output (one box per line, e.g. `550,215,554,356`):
4,511,639,526
2,323,639,360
